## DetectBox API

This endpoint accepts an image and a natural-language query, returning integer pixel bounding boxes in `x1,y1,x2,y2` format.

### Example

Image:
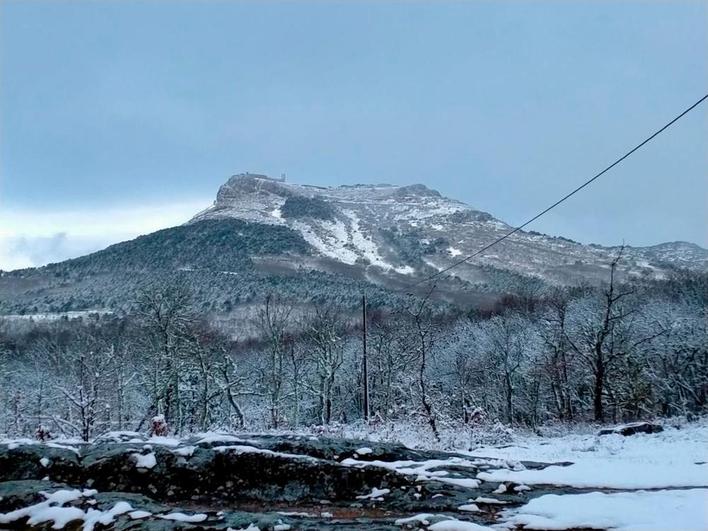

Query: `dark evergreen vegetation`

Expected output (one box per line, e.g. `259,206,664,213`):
280,196,337,220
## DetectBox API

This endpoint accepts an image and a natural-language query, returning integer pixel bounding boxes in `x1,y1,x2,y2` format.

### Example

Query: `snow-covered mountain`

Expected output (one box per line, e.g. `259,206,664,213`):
1,172,705,316
190,173,708,285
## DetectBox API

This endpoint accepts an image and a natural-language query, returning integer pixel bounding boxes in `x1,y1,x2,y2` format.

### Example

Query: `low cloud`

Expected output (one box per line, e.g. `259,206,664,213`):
0,200,211,271
0,233,113,271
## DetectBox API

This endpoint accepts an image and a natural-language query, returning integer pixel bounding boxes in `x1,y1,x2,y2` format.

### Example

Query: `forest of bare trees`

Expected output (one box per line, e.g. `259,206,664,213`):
1,264,706,442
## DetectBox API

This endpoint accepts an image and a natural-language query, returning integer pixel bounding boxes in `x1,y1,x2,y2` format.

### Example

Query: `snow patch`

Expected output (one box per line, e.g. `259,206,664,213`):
194,433,247,445
342,457,481,489
82,501,133,531
473,496,507,504
129,510,152,519
503,488,708,531
356,487,390,500
428,519,494,530
394,513,434,525
0,488,103,529
131,452,157,469
172,445,196,457
159,511,208,523
477,460,708,489
212,444,317,462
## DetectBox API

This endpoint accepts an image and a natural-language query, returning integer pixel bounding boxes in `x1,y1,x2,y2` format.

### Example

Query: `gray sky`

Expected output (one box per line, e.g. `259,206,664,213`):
1,1,706,270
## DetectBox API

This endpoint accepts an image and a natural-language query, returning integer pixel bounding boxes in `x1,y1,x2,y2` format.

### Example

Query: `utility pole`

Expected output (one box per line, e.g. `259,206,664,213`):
362,293,370,421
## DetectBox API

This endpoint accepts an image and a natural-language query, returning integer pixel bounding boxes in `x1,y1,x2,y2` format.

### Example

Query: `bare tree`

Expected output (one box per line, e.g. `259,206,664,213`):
36,329,118,441
368,315,414,421
565,249,666,422
538,288,577,421
136,281,195,432
400,291,440,441
256,294,293,428
303,304,345,425
476,313,534,424
288,339,307,427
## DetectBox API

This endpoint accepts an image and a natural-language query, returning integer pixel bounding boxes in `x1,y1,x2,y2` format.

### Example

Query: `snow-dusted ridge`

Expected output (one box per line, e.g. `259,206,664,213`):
191,173,481,277
190,173,708,285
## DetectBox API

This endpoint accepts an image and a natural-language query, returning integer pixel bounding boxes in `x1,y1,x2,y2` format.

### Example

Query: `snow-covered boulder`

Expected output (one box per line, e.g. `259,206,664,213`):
598,421,664,437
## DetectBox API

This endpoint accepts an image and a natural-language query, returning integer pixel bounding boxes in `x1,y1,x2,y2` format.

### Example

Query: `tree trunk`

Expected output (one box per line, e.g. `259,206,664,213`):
594,357,605,422
419,349,439,441
505,372,514,424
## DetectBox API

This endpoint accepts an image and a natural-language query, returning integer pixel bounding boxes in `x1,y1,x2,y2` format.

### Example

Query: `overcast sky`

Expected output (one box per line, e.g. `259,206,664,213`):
1,1,706,270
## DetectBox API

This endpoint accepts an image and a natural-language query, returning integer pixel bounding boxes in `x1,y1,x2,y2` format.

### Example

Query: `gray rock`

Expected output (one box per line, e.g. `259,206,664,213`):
598,421,664,436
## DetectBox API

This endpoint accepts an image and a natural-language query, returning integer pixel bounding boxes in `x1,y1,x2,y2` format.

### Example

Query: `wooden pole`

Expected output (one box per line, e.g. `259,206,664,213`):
362,293,370,421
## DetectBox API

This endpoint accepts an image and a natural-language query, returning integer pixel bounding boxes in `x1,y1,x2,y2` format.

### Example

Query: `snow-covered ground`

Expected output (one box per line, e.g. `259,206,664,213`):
469,420,708,489
0,488,209,529
314,418,708,530
502,489,707,531
1,420,706,530
466,420,708,530
468,419,708,469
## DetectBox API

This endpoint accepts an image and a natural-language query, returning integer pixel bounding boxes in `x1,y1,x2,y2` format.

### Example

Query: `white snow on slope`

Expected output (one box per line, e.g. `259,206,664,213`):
343,210,399,272
292,219,358,264
468,421,708,465
502,489,708,531
291,209,415,274
470,421,708,490
477,460,708,489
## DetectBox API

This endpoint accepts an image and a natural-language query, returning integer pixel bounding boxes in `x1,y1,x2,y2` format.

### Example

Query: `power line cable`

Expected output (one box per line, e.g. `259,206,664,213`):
411,92,708,287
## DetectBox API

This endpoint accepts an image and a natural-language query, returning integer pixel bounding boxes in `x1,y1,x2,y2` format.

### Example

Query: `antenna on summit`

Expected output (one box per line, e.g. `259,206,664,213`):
279,172,286,182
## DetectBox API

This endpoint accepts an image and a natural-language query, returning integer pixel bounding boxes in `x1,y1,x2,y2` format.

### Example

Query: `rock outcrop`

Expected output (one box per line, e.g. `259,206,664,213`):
0,433,572,530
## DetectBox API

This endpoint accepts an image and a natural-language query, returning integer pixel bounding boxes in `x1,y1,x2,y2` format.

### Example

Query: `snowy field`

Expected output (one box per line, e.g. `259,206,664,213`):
307,418,708,530
466,420,708,530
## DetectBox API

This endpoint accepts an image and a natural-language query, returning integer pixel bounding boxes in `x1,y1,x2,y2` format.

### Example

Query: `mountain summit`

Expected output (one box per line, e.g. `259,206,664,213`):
191,173,708,285
191,173,497,276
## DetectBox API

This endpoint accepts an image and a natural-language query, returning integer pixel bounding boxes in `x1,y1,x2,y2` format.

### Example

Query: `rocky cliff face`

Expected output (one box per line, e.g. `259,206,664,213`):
191,173,708,285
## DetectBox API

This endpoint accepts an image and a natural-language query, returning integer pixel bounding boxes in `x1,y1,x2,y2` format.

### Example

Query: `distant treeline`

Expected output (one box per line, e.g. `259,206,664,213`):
1,253,705,441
